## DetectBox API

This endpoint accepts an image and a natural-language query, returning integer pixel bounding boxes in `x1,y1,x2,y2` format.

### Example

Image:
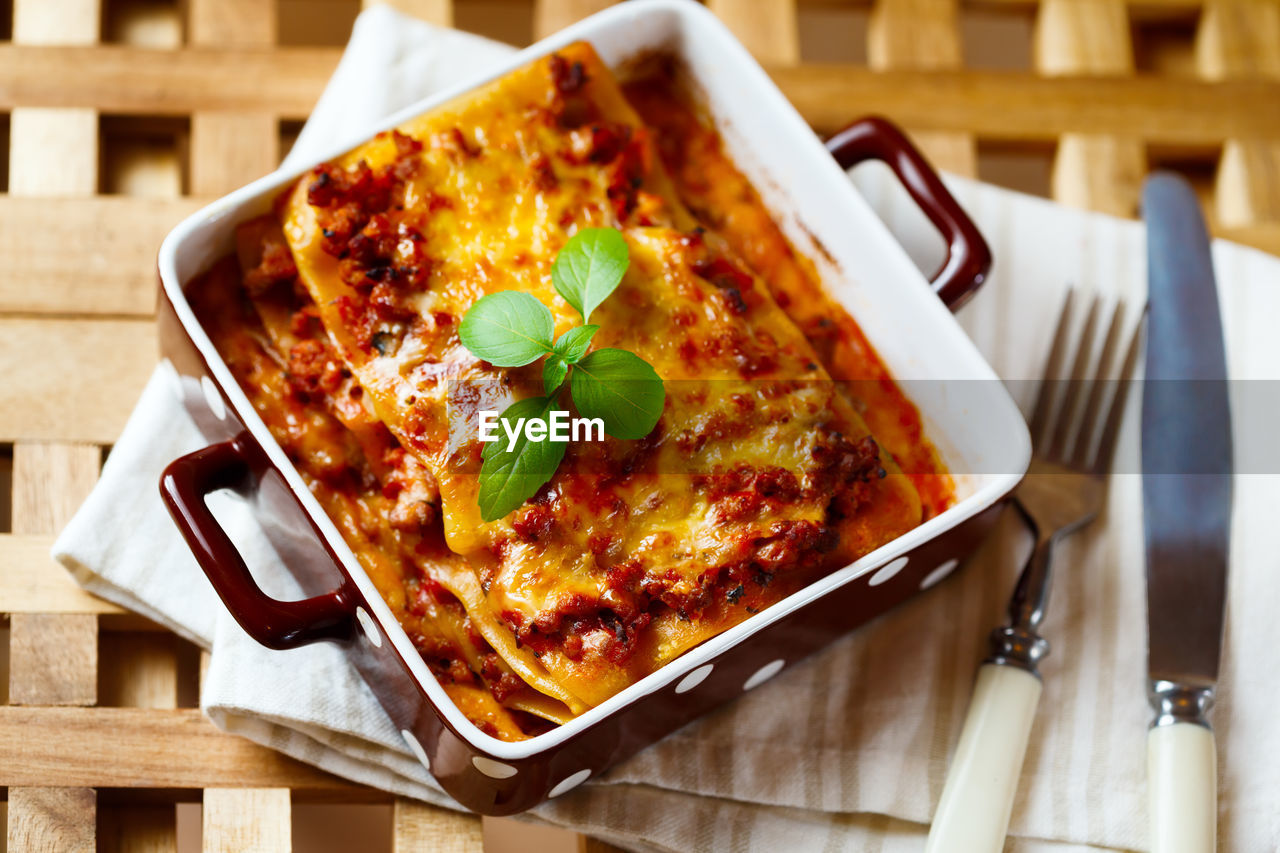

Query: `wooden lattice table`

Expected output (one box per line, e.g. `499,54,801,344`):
1,0,1277,850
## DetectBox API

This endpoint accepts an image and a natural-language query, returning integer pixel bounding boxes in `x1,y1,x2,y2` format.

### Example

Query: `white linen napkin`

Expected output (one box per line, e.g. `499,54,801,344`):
52,7,1280,851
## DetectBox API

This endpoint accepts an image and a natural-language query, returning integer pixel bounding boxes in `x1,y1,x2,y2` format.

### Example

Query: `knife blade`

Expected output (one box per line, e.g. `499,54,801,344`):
1142,172,1233,701
1141,171,1233,853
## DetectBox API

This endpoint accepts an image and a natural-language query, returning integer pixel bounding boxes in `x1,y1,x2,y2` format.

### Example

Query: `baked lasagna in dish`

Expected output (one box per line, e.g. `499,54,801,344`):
189,43,953,740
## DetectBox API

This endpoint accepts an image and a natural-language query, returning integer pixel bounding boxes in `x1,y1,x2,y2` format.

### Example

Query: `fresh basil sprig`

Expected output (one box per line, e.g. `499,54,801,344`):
477,395,567,522
461,228,665,521
458,290,553,366
570,349,665,440
551,227,629,323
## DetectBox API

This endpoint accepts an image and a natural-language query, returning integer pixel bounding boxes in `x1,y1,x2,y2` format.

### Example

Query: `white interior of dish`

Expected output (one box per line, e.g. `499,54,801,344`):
158,0,1030,761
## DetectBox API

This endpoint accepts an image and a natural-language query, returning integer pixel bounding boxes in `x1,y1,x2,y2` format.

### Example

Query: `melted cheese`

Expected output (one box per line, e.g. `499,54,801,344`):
191,256,572,737
276,43,923,710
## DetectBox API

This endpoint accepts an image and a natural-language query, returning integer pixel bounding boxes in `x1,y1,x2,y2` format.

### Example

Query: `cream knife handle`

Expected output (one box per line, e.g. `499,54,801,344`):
925,663,1042,853
1148,722,1217,853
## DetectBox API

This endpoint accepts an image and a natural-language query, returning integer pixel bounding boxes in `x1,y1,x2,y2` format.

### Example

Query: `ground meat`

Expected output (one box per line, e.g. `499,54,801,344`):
564,122,632,166
286,339,345,398
389,495,434,532
752,520,838,572
529,153,558,191
243,237,297,297
512,504,555,543
480,654,527,703
549,53,587,93
604,129,652,221
810,432,887,520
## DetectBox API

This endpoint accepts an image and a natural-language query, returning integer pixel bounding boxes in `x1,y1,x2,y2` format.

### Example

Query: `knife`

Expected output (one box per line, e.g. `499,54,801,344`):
1141,173,1233,853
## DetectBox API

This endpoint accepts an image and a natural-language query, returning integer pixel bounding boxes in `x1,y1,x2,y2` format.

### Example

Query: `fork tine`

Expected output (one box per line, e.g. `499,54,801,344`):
1071,299,1127,470
1028,288,1076,448
1092,312,1144,474
1047,293,1101,462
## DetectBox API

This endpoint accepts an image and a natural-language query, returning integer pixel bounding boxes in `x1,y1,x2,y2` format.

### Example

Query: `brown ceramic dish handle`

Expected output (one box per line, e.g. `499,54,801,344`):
825,116,991,311
160,434,354,650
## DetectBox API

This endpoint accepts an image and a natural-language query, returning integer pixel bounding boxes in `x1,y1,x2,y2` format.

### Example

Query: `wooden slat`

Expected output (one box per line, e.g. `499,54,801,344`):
13,0,99,43
202,789,291,853
0,45,341,116
188,0,276,45
0,196,201,315
708,0,800,65
7,788,97,853
189,0,281,200
0,534,128,614
100,636,180,844
973,0,1202,8
8,0,99,196
8,445,101,704
10,442,100,533
800,0,1219,7
869,0,961,67
1216,140,1280,224
186,7,293,845
189,113,280,196
0,46,1278,146
0,318,157,444
483,816,584,853
1035,0,1146,217
392,799,483,852
364,0,454,26
1221,222,1280,255
767,65,1280,140
0,706,364,791
8,612,99,705
533,0,616,39
6,442,101,846
1197,0,1280,226
868,0,976,176
8,110,98,196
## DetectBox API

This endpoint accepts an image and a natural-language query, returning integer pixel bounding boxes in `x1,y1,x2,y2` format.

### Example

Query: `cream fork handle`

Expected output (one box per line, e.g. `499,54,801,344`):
1148,722,1216,853
925,663,1042,853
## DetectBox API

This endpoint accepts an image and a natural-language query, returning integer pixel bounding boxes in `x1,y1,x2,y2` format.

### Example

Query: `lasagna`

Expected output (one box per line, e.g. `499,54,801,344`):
189,43,953,740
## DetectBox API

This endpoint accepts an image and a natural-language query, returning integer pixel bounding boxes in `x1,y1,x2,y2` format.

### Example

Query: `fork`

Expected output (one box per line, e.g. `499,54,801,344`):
925,289,1142,853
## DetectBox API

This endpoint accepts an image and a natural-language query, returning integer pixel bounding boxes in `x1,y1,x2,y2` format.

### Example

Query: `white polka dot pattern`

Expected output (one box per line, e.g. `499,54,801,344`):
743,659,785,691
868,555,909,587
548,769,591,798
355,606,382,648
472,756,518,779
920,558,960,590
400,729,430,772
674,664,714,694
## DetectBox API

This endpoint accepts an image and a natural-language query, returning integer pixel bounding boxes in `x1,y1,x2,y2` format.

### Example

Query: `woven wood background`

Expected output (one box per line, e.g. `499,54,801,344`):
0,0,1276,850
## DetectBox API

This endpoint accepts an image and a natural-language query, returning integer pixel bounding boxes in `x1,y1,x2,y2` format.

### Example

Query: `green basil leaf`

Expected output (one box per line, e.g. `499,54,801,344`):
551,228,629,323
478,396,566,521
542,355,568,396
569,348,665,440
552,325,599,364
458,291,554,367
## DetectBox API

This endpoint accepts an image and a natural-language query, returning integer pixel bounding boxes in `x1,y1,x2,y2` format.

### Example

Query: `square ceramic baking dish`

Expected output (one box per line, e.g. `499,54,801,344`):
156,0,1030,815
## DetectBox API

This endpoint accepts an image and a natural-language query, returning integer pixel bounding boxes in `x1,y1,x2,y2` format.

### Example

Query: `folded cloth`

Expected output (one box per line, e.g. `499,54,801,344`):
52,6,1280,851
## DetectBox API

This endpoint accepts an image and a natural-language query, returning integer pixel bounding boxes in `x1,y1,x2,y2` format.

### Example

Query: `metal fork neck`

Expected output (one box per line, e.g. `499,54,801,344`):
1008,532,1055,633
985,530,1055,677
